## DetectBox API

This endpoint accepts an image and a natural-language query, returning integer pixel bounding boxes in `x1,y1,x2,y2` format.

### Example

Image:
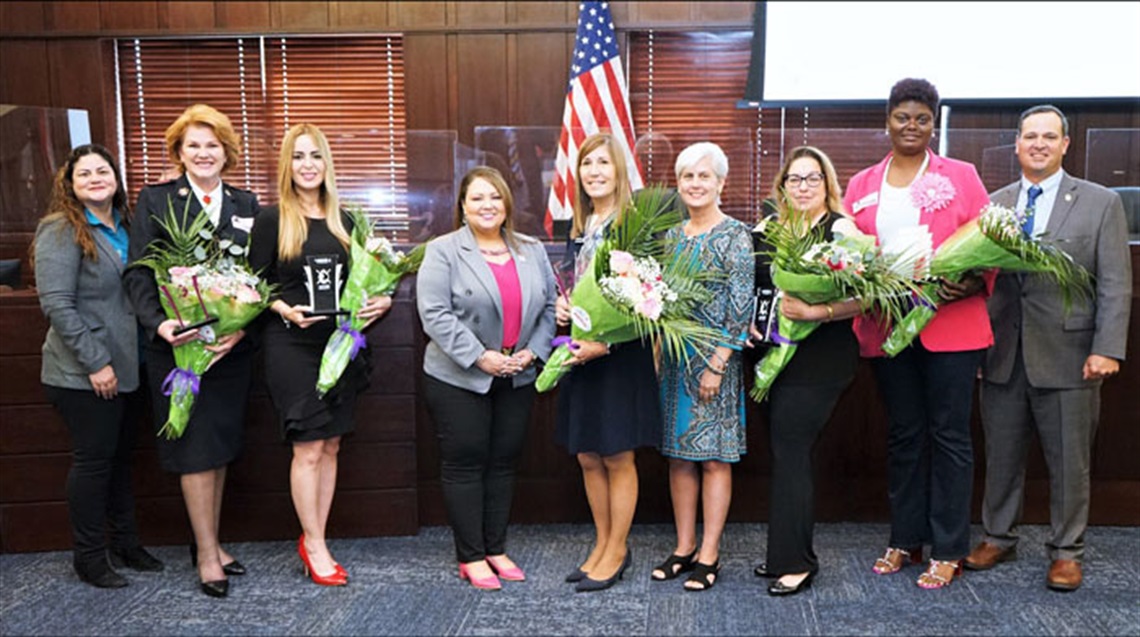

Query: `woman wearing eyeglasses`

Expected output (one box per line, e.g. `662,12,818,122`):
843,78,992,590
749,147,861,596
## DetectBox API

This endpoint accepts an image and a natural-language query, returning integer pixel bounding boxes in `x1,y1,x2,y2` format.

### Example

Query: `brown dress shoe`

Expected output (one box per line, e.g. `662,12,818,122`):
1046,559,1082,591
964,542,1016,571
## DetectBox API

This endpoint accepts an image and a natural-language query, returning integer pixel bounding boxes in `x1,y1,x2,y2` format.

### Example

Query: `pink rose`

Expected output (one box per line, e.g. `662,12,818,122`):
635,296,662,320
609,250,635,275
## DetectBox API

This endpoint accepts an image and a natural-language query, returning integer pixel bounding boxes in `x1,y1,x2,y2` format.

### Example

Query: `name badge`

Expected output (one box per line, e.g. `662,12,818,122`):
232,215,255,233
852,192,878,214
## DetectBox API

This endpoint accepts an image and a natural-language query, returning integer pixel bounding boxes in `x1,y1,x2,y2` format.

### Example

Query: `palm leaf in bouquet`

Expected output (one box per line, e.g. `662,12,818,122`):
536,186,721,392
881,202,1094,356
316,207,425,397
751,215,920,402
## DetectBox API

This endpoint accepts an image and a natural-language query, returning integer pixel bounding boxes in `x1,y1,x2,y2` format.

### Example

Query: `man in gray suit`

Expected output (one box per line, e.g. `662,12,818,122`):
966,105,1132,591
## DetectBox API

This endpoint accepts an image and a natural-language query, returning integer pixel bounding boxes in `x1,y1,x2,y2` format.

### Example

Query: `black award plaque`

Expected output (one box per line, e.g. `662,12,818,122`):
303,255,349,317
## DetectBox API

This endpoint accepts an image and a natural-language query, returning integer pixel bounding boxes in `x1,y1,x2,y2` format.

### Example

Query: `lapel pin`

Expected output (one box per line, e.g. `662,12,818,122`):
177,187,189,197
225,189,232,197
1064,193,1073,202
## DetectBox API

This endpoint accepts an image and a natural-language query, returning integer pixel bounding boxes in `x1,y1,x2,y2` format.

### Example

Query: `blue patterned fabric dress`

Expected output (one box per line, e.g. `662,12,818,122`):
659,216,754,462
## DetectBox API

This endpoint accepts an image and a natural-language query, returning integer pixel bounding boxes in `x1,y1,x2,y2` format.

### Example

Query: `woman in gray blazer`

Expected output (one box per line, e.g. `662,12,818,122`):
33,144,163,588
418,166,557,590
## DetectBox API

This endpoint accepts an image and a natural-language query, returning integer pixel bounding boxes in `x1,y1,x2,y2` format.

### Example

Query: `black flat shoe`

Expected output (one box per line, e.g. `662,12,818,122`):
651,548,698,581
75,559,129,589
564,567,587,583
200,578,229,598
753,562,776,578
190,543,246,575
576,550,631,593
768,571,815,596
109,546,165,572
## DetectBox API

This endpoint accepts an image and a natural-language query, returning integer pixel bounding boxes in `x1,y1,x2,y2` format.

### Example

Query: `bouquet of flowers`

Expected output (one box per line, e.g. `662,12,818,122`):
315,207,425,397
880,202,1093,356
535,187,719,392
750,215,920,402
135,200,272,439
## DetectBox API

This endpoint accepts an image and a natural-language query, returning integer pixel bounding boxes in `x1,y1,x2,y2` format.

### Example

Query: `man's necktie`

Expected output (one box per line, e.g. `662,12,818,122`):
1022,184,1043,237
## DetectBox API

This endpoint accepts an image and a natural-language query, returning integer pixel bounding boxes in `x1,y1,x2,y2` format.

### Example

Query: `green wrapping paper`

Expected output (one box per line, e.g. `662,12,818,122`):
315,238,424,397
749,268,842,403
880,208,1092,357
534,261,643,392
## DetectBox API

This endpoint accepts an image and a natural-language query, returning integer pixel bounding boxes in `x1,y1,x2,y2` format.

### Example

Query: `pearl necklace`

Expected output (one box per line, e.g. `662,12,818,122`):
479,246,510,257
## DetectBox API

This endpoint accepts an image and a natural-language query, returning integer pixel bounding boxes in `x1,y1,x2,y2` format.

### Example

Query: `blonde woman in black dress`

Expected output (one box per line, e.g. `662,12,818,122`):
249,123,392,586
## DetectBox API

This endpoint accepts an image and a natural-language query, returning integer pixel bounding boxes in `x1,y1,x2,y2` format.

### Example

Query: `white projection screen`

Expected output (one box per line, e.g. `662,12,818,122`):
745,1,1140,105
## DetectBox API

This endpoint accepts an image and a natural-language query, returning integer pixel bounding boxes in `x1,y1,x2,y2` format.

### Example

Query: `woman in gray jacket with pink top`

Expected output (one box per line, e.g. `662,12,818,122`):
33,144,163,588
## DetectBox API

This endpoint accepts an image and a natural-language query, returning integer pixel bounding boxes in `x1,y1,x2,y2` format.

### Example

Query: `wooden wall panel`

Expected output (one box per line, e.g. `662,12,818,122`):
161,1,216,31
455,34,507,144
270,1,329,30
0,40,52,106
631,1,692,25
390,1,446,28
214,1,270,30
0,2,46,32
331,1,388,29
402,34,450,130
509,1,571,26
513,33,571,126
694,1,754,23
99,1,159,31
47,39,109,145
46,1,101,33
452,1,506,27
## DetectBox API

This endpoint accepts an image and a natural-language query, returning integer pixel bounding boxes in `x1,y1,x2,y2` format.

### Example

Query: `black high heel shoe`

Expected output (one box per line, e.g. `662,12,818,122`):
564,567,587,583
753,561,776,578
651,548,698,581
189,543,247,576
768,570,816,596
576,549,631,593
199,578,229,598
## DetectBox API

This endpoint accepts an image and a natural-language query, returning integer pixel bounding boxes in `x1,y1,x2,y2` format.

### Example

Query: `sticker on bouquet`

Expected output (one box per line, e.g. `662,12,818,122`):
571,306,593,332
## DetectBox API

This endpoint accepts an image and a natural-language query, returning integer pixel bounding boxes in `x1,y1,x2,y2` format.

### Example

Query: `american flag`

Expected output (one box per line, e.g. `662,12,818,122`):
544,1,644,238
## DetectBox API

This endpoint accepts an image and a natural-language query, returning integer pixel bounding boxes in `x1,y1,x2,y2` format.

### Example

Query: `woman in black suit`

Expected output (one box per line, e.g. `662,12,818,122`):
34,144,164,588
249,123,392,586
124,104,260,598
751,146,862,595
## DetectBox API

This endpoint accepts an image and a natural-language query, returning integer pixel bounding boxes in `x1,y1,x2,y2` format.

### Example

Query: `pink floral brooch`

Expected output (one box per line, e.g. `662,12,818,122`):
910,173,956,213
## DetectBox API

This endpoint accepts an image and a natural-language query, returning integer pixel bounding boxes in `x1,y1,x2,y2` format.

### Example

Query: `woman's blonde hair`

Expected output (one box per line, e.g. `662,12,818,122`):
276,123,351,261
455,166,525,250
571,133,632,239
164,104,241,175
769,145,847,225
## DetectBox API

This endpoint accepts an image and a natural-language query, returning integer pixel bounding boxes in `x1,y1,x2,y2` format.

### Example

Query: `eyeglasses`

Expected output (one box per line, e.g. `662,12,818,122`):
784,172,824,188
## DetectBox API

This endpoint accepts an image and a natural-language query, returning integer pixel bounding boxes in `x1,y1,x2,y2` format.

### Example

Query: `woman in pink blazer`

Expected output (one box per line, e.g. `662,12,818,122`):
842,78,993,590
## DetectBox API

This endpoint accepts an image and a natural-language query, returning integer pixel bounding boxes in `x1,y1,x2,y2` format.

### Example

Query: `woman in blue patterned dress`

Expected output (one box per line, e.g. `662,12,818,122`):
652,142,754,591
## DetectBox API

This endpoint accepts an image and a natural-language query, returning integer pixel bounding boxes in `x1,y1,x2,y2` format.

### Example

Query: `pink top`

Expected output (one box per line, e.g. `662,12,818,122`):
488,258,522,350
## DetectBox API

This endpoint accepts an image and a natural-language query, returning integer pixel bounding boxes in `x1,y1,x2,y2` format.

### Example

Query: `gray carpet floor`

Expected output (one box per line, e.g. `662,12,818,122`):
1,523,1137,636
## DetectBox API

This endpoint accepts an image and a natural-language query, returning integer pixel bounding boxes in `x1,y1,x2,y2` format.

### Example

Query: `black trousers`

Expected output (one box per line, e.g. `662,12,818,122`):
765,378,851,575
871,344,983,560
44,385,143,565
423,375,536,563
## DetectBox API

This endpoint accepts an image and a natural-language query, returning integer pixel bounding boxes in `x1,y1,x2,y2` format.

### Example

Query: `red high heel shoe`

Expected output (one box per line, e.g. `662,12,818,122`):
298,535,346,587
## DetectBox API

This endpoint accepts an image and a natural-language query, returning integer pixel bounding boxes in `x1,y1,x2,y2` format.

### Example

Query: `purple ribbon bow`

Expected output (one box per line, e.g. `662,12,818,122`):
906,292,936,311
770,321,798,346
161,367,201,397
337,321,368,360
551,336,580,350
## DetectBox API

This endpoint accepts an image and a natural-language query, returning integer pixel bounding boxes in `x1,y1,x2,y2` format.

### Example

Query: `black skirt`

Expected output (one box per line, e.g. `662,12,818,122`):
554,339,662,456
145,342,252,474
261,318,369,443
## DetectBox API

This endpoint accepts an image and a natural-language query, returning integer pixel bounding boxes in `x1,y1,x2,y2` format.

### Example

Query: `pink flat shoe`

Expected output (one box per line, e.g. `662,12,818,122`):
486,555,526,582
458,562,502,590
